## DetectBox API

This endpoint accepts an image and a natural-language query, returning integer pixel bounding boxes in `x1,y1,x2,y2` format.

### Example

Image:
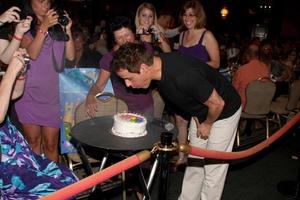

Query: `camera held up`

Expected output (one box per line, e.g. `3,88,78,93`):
139,26,160,43
17,55,30,77
48,8,70,41
55,9,69,27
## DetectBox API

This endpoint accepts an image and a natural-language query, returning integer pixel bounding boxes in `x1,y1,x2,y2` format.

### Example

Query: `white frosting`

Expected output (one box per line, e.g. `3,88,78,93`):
111,113,147,138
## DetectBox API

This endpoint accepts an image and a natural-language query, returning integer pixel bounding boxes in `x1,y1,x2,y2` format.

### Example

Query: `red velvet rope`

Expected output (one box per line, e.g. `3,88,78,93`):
40,150,151,200
41,113,300,200
182,112,300,160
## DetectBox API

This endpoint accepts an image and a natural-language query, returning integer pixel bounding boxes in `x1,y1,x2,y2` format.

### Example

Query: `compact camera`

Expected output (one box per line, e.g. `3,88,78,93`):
143,27,160,42
17,55,30,77
24,55,30,66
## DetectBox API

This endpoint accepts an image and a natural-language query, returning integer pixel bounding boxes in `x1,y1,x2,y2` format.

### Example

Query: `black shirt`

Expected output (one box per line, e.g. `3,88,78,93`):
158,52,241,122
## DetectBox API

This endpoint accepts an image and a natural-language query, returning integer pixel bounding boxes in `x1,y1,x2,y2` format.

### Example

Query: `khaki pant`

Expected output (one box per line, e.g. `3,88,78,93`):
178,107,241,200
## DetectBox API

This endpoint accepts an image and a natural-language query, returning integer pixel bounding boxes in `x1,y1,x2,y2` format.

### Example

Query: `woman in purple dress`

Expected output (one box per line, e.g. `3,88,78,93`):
174,0,220,166
15,0,75,162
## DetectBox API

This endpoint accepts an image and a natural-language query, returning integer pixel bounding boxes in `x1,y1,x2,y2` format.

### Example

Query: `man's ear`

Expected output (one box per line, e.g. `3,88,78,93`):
140,63,148,74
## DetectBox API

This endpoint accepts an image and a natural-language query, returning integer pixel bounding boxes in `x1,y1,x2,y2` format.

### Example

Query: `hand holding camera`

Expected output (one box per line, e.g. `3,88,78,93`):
55,9,69,27
15,16,33,37
148,25,161,42
39,9,59,31
0,7,21,25
5,49,29,79
136,25,161,43
55,9,72,41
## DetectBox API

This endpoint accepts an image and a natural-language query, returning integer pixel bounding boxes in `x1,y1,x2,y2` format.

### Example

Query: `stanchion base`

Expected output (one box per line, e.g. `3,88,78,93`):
277,180,300,199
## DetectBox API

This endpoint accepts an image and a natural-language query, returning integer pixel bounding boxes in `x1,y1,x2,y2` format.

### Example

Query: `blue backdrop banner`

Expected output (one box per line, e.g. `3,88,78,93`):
59,68,114,154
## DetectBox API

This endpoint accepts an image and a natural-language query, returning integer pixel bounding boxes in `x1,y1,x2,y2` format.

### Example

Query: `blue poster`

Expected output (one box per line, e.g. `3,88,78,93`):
59,68,114,154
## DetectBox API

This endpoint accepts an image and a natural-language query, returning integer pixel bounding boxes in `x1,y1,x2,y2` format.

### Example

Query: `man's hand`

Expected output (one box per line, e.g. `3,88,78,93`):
193,117,213,140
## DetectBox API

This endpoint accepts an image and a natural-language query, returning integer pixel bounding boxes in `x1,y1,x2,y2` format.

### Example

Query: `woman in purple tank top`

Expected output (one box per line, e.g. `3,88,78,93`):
175,0,220,166
15,0,75,162
178,0,219,67
85,16,154,119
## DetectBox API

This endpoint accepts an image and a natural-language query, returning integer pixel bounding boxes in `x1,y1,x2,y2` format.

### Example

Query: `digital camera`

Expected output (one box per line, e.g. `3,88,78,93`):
24,55,30,66
17,55,30,77
55,9,69,26
143,27,160,42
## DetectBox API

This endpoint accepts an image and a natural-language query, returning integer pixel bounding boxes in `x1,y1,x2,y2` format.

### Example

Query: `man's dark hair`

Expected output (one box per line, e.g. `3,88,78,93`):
112,43,153,73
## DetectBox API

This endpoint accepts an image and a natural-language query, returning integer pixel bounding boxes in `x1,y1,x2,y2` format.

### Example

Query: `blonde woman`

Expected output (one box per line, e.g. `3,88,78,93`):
135,2,171,53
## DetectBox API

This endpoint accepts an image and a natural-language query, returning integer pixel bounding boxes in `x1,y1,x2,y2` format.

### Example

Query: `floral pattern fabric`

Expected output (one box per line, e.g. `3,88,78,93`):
0,118,78,200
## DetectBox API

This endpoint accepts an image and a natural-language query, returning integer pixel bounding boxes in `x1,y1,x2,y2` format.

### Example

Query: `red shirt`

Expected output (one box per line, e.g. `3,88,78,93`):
232,59,270,110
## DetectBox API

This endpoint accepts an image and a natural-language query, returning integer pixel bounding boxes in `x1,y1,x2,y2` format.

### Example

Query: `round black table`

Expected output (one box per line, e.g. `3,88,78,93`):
71,116,177,199
71,116,177,151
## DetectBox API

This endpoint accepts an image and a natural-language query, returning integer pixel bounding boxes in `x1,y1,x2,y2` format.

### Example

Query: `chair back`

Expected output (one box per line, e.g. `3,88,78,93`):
75,92,128,124
152,90,165,119
286,79,300,110
244,79,276,115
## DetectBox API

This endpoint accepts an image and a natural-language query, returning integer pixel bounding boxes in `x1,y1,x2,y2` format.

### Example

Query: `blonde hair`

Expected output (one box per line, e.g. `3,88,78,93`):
180,0,207,29
134,2,158,28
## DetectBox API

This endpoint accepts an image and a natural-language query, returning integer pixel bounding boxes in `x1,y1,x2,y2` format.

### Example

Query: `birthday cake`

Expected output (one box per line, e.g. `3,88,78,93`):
111,113,147,138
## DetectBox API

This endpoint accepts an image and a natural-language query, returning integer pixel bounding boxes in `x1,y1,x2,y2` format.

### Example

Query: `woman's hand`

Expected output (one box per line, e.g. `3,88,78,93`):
15,16,33,37
136,25,150,35
39,9,59,31
0,6,21,24
6,49,28,77
62,11,72,31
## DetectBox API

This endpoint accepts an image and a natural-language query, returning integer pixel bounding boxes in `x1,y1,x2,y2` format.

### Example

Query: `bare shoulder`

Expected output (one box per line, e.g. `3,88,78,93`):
203,30,216,40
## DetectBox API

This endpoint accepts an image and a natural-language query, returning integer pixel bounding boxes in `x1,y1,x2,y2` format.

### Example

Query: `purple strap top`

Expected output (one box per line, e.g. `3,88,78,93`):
178,30,210,62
